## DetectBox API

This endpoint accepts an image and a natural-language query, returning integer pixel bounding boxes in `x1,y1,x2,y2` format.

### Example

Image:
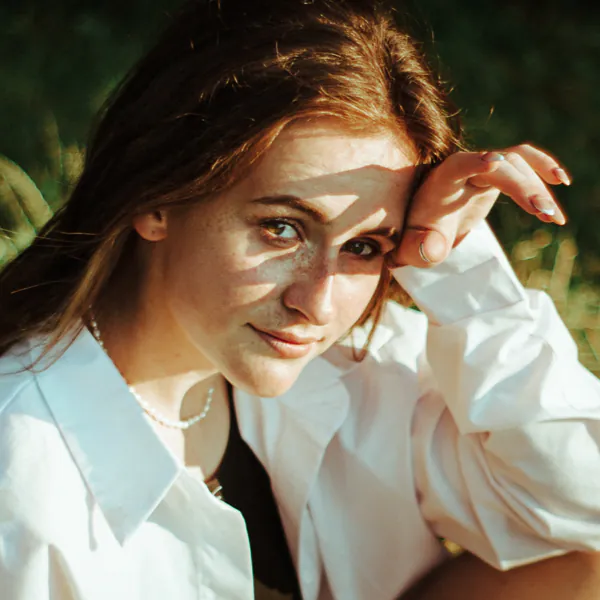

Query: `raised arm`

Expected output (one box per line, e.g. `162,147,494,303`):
389,147,600,568
394,222,600,567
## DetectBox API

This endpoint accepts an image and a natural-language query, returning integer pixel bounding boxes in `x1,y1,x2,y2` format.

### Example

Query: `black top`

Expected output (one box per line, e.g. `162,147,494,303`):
205,384,303,600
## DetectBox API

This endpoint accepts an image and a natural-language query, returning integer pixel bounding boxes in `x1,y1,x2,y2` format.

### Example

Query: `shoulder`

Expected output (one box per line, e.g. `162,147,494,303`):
0,344,85,542
0,343,54,456
0,342,38,415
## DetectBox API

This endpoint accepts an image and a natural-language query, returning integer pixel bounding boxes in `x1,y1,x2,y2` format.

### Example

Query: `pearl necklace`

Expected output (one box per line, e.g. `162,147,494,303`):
88,315,214,430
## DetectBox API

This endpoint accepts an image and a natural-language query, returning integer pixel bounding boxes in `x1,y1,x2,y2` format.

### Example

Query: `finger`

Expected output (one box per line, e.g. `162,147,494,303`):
413,183,500,265
500,151,567,224
468,153,567,225
429,151,507,192
390,186,500,268
410,152,505,209
505,143,571,186
392,152,506,268
506,152,566,225
387,226,453,269
402,152,505,229
537,212,555,224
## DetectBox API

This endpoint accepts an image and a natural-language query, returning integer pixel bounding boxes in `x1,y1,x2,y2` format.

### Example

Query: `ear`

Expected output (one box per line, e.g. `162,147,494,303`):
132,210,168,242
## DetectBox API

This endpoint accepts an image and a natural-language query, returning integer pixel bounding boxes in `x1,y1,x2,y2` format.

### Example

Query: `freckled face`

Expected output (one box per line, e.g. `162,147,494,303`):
155,121,416,396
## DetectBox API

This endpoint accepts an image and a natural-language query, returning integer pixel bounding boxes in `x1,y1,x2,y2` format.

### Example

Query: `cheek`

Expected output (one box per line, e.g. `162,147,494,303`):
333,272,382,331
162,220,297,321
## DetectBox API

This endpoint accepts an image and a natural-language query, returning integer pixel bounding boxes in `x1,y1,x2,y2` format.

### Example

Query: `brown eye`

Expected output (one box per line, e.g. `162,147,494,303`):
262,220,300,240
344,240,381,258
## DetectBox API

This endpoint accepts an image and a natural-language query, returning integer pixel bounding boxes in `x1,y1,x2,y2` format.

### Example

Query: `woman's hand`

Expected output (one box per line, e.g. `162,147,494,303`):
388,145,571,268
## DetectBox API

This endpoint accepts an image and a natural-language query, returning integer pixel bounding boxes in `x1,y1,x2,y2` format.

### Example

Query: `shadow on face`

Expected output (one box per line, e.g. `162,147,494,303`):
129,120,418,395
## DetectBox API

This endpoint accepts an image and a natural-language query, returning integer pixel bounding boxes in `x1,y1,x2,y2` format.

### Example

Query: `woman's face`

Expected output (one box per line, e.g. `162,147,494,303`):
139,120,417,397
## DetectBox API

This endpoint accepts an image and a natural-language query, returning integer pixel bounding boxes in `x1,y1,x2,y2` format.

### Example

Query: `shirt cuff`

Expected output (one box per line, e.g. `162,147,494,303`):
391,222,527,325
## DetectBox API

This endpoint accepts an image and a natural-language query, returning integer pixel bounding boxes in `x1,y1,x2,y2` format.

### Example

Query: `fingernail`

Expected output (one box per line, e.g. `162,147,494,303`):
530,194,569,226
482,152,506,163
418,242,432,263
419,231,448,263
537,212,555,224
530,195,556,216
553,168,571,186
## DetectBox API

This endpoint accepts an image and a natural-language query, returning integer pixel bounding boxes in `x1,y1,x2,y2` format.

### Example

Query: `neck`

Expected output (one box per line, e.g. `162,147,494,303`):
93,284,222,423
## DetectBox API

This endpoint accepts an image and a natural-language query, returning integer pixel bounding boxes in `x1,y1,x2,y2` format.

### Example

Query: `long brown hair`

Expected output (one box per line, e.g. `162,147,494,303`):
0,0,463,361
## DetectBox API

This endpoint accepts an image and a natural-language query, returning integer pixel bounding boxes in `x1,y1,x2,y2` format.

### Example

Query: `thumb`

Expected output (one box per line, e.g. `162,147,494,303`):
388,226,453,268
387,151,504,268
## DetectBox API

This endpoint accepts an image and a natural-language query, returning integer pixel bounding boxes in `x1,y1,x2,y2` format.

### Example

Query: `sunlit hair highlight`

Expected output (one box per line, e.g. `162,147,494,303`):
0,0,463,362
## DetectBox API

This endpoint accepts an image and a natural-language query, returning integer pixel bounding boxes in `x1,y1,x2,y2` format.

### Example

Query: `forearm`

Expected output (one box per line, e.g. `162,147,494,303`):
401,552,600,600
395,223,600,565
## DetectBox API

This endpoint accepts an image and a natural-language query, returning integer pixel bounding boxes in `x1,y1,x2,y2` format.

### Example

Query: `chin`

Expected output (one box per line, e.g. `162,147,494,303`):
226,356,307,398
244,369,302,398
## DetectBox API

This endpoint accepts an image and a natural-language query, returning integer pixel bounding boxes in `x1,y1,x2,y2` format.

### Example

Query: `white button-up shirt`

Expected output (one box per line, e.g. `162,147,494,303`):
1,223,599,600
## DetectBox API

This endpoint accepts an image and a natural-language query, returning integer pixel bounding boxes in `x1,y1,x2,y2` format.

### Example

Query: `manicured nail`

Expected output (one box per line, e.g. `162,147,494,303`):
537,213,555,224
419,231,448,263
418,242,432,263
553,168,571,186
482,152,506,162
530,195,556,216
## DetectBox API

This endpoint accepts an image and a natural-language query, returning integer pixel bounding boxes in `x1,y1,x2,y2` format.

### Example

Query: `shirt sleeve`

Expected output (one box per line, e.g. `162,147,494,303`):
392,221,600,569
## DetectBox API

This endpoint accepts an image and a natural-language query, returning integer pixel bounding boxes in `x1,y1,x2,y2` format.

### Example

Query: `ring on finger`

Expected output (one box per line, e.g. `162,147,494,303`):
418,242,432,264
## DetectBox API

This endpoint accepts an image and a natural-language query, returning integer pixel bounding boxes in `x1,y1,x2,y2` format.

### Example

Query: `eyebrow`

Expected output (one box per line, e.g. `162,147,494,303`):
251,194,399,238
252,194,328,223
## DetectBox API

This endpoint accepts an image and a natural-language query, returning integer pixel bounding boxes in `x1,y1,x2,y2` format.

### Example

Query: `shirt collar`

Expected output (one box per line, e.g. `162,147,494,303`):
290,314,396,397
26,311,397,546
29,328,181,546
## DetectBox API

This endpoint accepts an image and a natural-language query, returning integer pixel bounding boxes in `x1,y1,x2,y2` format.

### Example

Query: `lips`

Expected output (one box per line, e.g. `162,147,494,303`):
249,325,320,359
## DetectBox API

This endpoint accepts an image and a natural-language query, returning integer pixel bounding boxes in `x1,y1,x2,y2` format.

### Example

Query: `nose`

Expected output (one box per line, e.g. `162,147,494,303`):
282,257,336,327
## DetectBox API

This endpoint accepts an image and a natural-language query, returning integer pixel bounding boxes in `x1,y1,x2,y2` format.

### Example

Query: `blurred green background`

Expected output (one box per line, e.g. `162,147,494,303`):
0,0,598,373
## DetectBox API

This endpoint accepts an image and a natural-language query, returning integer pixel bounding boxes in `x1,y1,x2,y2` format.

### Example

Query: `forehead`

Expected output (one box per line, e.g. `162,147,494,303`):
244,120,417,225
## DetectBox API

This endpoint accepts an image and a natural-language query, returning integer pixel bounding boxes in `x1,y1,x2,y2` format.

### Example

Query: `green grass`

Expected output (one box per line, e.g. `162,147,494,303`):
511,230,600,376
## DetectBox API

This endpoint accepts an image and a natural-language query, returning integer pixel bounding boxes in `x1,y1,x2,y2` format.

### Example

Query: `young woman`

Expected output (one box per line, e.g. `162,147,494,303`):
0,1,599,599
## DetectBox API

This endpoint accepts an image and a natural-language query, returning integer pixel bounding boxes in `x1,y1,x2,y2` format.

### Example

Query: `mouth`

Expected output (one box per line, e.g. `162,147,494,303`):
249,325,319,359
